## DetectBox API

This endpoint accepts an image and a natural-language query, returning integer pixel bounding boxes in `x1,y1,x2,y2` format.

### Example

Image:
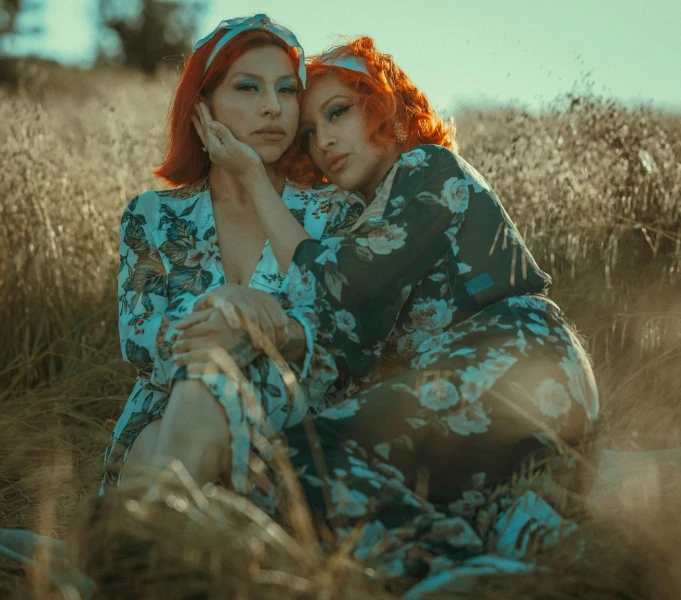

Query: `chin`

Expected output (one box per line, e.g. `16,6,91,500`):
327,170,362,193
255,145,288,165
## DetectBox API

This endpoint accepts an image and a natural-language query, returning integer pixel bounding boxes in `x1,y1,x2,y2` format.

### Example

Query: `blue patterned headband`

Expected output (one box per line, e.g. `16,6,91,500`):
316,51,371,77
193,14,306,86
314,49,392,89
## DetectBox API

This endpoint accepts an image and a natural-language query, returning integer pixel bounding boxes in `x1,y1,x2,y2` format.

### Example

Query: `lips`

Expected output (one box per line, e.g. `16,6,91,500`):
327,153,349,173
254,126,286,135
253,126,287,143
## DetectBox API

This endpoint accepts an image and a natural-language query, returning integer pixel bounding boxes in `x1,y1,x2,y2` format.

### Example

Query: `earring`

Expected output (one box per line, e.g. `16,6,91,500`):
395,122,407,144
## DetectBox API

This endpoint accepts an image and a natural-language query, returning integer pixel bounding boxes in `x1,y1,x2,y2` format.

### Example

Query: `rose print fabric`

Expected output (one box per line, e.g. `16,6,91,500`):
253,145,599,593
100,180,363,493
281,145,559,391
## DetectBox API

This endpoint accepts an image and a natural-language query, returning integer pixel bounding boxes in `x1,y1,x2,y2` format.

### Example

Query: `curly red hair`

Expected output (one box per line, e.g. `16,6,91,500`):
285,36,456,186
154,29,302,188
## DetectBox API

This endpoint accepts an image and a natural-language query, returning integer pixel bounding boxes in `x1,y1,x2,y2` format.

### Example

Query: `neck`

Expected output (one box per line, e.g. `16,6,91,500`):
208,163,285,210
359,147,401,201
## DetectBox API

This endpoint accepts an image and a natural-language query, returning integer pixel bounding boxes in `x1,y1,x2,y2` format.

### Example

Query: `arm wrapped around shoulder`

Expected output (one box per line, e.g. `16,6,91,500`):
282,145,551,382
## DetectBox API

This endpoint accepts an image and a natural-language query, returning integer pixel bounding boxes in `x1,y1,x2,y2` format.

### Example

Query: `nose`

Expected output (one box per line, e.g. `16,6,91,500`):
260,86,282,118
315,123,336,152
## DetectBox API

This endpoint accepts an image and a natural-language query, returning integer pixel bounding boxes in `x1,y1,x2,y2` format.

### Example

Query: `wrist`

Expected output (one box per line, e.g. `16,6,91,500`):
241,163,269,194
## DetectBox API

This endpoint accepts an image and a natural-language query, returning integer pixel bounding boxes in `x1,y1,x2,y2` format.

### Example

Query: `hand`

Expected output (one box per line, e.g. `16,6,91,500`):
172,307,262,372
193,102,264,180
176,284,290,350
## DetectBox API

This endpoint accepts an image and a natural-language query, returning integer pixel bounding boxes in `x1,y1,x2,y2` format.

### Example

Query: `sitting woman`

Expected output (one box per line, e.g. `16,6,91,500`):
102,15,363,495
188,35,599,589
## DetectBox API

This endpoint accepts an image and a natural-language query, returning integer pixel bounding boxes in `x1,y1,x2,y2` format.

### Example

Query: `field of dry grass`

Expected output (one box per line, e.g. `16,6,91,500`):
1,61,680,598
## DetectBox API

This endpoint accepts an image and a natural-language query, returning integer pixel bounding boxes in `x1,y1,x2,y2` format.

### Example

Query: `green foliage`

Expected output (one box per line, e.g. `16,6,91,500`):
99,0,209,73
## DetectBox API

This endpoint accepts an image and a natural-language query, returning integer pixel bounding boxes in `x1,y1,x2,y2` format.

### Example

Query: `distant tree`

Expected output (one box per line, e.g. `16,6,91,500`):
99,0,209,74
0,0,43,57
0,0,21,36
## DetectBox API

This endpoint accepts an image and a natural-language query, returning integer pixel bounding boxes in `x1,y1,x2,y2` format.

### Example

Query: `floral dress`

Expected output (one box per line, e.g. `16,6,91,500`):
255,145,599,592
100,180,363,494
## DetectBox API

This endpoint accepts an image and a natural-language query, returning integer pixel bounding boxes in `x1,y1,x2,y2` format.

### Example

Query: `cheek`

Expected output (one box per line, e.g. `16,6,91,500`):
348,117,375,154
354,123,389,160
304,141,322,167
212,95,251,125
311,150,325,171
283,98,300,126
213,103,244,129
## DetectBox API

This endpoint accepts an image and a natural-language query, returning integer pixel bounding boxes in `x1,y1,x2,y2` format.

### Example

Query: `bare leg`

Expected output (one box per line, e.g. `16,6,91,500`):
149,379,231,489
119,419,163,493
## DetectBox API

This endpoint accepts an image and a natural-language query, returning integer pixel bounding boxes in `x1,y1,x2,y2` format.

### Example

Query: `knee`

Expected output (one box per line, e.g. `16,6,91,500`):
163,380,230,449
125,419,162,466
170,378,212,402
560,401,590,443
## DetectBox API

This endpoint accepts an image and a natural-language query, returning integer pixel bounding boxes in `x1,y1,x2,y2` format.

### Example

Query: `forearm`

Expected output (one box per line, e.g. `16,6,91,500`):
226,317,306,370
227,330,265,368
245,169,311,273
280,317,306,365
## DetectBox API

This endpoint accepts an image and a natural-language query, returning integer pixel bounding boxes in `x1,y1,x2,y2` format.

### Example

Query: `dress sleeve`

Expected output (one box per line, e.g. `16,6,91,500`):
117,195,197,390
283,145,550,382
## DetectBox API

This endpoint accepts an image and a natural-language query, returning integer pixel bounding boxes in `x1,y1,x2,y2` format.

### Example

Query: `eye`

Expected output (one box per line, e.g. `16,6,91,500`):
235,82,259,92
328,104,351,121
279,83,301,95
300,127,316,152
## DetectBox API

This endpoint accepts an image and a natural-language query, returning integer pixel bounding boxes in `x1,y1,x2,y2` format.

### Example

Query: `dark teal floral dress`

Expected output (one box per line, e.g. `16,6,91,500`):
246,145,599,593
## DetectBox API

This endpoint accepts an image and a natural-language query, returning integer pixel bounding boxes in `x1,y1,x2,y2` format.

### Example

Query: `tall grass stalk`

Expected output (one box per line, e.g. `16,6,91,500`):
1,63,680,598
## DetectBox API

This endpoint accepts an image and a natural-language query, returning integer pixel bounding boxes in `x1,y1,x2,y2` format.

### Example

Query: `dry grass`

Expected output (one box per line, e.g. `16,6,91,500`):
1,61,680,598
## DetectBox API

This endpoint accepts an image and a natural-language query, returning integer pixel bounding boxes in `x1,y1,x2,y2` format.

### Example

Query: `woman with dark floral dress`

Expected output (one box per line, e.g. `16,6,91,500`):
194,37,599,593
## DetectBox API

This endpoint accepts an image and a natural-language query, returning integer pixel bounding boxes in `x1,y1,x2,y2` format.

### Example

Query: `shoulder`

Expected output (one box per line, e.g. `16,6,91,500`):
374,145,460,198
397,145,492,192
121,191,157,225
122,182,208,224
396,144,460,171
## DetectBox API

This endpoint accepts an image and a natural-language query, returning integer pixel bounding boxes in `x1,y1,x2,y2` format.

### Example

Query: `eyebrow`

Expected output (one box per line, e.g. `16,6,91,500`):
319,94,350,113
300,94,352,126
228,72,297,82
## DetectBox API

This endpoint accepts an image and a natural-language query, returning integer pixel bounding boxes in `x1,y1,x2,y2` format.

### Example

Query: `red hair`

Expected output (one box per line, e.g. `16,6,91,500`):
286,36,456,186
154,30,302,188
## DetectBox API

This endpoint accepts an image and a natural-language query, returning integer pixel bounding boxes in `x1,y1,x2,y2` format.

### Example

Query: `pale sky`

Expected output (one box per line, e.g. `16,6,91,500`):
5,0,681,112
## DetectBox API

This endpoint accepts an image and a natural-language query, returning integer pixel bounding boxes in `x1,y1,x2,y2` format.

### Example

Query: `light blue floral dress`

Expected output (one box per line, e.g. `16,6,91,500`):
100,180,363,494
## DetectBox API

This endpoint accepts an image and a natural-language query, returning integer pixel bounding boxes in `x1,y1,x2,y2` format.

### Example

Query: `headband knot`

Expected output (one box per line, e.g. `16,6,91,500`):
194,14,306,86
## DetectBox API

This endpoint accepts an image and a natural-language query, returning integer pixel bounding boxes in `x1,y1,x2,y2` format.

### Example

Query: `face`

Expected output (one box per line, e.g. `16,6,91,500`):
207,45,300,164
300,72,399,199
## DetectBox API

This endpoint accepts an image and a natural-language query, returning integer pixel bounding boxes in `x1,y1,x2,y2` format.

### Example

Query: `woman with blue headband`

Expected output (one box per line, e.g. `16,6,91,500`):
100,15,365,495
191,35,599,593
